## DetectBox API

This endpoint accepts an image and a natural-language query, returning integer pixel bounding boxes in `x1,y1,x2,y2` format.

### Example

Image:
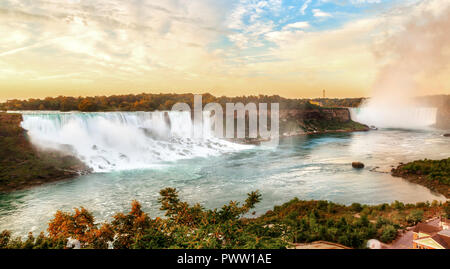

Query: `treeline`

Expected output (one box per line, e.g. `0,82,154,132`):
2,94,448,112
0,93,320,112
0,188,448,249
312,98,365,108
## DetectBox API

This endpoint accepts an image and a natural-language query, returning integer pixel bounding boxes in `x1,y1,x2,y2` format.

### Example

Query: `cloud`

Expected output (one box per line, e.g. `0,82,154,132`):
300,0,312,15
0,0,448,100
226,0,282,48
284,21,310,29
350,0,381,3
0,0,227,84
312,9,332,18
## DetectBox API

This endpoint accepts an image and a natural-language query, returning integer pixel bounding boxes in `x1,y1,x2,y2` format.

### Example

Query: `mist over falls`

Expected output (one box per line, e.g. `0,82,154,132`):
350,106,438,129
20,111,250,172
360,2,450,129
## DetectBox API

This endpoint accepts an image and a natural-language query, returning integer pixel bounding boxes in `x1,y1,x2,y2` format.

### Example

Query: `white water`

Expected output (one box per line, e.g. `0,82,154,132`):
350,106,438,129
18,111,250,172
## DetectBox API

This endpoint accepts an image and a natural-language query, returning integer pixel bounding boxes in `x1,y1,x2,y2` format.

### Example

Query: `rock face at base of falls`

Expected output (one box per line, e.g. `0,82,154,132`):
278,108,369,136
0,113,90,192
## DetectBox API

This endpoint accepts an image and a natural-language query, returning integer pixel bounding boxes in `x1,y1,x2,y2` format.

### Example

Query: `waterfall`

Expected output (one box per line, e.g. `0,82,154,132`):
17,111,249,172
350,106,438,129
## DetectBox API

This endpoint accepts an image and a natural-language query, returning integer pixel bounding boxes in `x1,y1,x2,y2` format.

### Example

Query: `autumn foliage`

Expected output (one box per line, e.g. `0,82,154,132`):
0,93,316,112
0,188,448,249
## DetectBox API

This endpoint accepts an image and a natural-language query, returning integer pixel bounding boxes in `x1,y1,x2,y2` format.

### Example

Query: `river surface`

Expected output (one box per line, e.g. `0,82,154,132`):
1,122,449,236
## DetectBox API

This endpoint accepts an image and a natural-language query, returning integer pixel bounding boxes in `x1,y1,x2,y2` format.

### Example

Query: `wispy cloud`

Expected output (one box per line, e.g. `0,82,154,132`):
284,21,310,29
312,9,332,18
300,0,312,15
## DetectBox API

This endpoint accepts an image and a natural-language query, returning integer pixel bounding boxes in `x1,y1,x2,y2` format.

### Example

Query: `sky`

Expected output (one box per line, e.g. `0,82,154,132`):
0,0,449,101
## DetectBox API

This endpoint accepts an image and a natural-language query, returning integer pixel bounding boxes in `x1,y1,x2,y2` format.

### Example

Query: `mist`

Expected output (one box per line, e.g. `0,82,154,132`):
355,0,450,129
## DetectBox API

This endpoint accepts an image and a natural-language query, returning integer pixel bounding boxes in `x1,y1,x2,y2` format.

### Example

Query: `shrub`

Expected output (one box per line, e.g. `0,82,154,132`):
392,201,405,210
406,210,424,225
380,225,397,243
444,202,450,219
351,203,363,212
0,189,446,249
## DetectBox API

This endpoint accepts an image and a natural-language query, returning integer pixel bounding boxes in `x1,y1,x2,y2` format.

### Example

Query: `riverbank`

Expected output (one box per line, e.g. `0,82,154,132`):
1,187,448,249
392,158,450,199
0,113,90,192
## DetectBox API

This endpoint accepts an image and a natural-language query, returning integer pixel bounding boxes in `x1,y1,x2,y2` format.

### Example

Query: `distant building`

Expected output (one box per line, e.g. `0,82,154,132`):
412,219,450,249
309,100,323,107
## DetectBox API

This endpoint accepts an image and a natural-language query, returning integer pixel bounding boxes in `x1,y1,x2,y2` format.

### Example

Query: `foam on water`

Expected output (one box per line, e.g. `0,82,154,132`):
17,111,251,172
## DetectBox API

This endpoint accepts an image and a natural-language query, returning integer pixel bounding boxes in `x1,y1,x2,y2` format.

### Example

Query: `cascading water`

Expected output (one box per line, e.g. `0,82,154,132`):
350,106,438,129
18,111,250,172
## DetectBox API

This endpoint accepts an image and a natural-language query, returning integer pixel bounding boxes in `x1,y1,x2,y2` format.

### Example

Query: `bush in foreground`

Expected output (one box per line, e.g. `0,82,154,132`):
0,189,447,249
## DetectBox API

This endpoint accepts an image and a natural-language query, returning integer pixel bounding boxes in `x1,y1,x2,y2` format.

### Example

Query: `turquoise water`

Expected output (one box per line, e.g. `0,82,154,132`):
0,129,449,236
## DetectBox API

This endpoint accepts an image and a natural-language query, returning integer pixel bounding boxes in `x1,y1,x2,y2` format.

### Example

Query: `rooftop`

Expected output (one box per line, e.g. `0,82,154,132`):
430,234,450,249
413,223,442,235
438,229,450,237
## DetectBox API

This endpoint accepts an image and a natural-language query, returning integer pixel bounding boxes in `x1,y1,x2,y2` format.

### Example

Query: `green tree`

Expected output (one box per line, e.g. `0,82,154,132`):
380,225,397,243
406,210,424,225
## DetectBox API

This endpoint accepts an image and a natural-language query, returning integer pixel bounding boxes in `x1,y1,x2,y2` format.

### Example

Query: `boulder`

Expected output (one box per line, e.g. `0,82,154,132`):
352,162,365,169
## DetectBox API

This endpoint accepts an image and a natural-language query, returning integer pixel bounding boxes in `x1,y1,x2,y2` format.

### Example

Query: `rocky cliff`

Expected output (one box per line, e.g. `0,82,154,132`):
232,107,368,144
0,113,89,192
279,107,368,137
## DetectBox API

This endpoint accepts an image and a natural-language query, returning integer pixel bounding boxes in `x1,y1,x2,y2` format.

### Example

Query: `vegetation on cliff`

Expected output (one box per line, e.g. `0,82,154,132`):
392,158,450,198
302,116,368,133
311,98,365,108
279,108,368,136
0,113,88,192
1,188,447,249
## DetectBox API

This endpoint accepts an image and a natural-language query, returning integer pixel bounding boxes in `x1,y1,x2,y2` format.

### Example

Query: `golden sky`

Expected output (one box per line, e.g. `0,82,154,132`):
0,0,449,101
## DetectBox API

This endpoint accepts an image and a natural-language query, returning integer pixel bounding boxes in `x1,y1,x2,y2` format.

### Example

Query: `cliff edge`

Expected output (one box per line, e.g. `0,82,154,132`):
279,107,369,137
0,113,89,192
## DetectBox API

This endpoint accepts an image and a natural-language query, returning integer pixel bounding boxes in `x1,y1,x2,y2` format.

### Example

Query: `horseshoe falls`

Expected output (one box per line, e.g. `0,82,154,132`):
350,107,438,129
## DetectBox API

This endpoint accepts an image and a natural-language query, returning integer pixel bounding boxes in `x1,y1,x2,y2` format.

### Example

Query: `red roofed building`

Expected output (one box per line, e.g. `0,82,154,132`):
412,219,450,249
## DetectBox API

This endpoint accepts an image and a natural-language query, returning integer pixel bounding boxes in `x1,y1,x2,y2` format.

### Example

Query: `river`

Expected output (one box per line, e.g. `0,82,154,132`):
0,111,448,236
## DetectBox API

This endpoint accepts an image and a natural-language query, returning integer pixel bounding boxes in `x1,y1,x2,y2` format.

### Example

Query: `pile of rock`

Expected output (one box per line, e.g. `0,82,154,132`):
352,162,365,169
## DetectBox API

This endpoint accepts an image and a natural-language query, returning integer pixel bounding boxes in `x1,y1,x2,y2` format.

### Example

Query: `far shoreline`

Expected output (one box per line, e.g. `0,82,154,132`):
392,159,450,199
